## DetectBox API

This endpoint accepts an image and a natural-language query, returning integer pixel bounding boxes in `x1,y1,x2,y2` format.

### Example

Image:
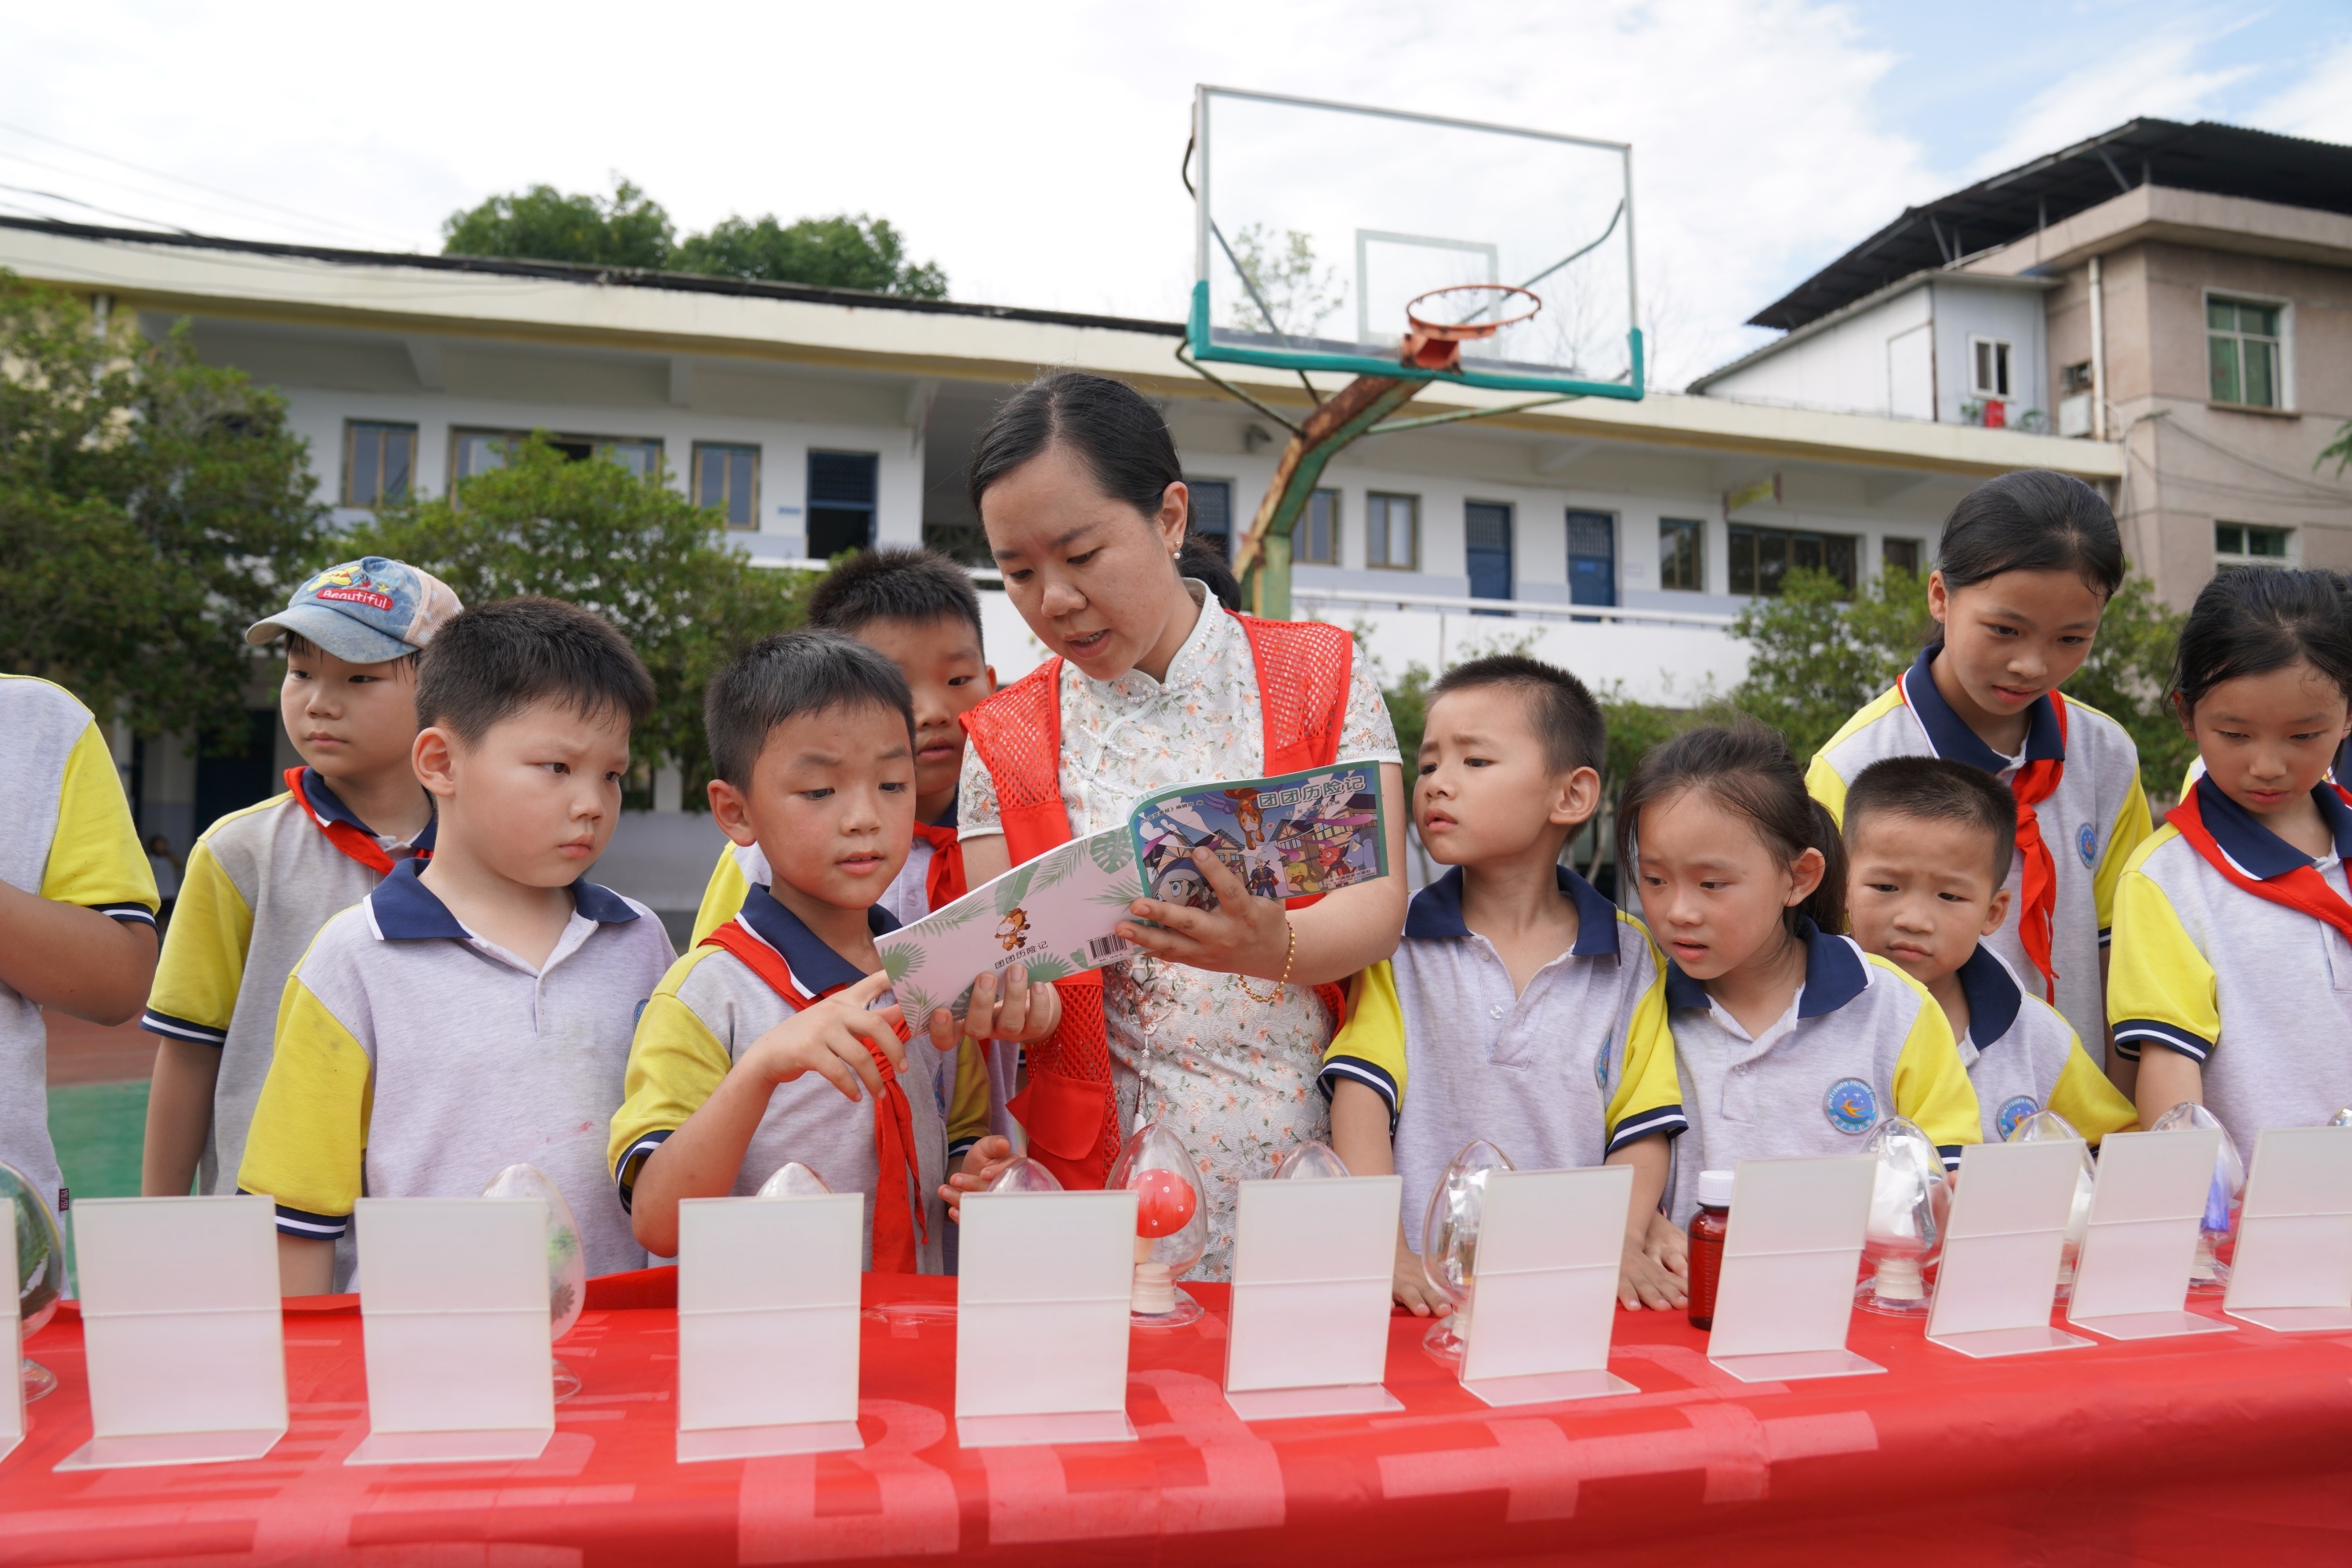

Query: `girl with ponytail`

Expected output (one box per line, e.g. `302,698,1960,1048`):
1620,724,1981,1228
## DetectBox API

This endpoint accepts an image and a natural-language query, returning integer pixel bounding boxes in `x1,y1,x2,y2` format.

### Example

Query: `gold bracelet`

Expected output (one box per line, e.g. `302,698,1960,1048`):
1236,920,1296,1004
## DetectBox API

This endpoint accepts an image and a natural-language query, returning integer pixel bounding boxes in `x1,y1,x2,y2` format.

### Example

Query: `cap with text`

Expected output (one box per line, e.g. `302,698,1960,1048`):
246,557,461,664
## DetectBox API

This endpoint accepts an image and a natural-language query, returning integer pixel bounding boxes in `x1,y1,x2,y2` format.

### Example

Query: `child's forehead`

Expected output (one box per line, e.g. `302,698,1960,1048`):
1849,809,1999,877
1427,681,1541,737
469,692,631,748
756,698,912,757
853,612,984,664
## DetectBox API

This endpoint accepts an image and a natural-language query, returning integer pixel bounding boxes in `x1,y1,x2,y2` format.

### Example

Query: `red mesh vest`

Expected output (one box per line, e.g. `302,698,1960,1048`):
960,613,1357,1189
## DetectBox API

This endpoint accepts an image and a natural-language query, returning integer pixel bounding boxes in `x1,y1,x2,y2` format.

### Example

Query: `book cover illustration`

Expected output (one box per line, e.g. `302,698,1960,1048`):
875,828,1145,1027
1129,760,1387,913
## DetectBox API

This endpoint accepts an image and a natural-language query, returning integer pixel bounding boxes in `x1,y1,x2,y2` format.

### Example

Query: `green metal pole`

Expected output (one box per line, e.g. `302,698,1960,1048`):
1237,376,1423,619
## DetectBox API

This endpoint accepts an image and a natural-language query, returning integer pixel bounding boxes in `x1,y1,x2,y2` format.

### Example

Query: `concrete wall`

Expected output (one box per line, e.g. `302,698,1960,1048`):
1929,282,2050,429
1700,285,1933,419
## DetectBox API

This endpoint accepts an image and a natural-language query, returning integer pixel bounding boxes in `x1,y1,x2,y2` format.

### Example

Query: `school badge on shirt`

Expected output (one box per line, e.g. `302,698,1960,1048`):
2076,823,2098,868
1824,1077,1877,1134
1997,1095,2040,1140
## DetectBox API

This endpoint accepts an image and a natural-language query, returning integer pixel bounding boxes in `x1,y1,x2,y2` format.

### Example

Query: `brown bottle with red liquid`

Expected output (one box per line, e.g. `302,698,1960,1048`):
1686,1170,1733,1331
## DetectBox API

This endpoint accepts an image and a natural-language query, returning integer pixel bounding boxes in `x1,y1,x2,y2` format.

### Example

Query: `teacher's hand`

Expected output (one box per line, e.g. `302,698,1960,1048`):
1116,845,1290,980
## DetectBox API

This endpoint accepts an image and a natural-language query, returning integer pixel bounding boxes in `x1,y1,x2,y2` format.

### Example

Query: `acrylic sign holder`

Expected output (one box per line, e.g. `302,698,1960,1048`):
2223,1126,2352,1333
1224,1174,1403,1419
675,1193,866,1460
0,1223,20,1465
955,1189,1138,1447
1925,1140,2096,1358
57,1196,287,1470
1455,1165,1639,1406
1707,1156,1884,1382
347,1199,557,1465
2067,1128,2237,1341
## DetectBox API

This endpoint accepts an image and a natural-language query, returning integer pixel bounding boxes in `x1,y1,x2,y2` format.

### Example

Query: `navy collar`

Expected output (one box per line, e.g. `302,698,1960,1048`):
1404,865,1620,957
738,882,900,994
368,857,638,940
2192,775,2352,878
1901,648,2063,773
1663,916,1869,1019
931,799,957,829
1953,942,2023,1050
303,766,437,852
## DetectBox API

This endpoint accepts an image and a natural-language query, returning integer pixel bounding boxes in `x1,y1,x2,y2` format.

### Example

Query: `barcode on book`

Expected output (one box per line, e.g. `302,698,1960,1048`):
1087,934,1136,963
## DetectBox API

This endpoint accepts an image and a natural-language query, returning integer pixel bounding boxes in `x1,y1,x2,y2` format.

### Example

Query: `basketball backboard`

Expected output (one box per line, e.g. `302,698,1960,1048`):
1190,86,1642,401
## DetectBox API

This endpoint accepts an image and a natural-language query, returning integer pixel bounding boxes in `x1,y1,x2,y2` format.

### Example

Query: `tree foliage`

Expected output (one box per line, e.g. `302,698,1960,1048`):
441,176,949,299
2054,573,2193,800
441,177,675,270
673,213,948,299
0,273,328,750
1224,223,1344,339
344,434,812,786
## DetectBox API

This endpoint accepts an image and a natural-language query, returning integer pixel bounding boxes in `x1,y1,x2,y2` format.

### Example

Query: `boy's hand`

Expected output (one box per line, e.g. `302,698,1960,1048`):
1618,1232,1688,1311
742,970,905,1102
1392,1228,1450,1317
939,1134,1020,1221
1643,1208,1690,1277
926,966,1062,1052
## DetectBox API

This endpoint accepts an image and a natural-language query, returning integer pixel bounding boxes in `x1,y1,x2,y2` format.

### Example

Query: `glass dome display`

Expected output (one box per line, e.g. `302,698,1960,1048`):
481,1163,586,1401
1109,1123,1209,1327
2,1162,60,1403
2005,1109,2094,1297
985,1156,1066,1195
2332,1107,2352,1128
2151,1102,2244,1293
1857,1118,1950,1315
756,1161,833,1199
1419,1138,1513,1361
1273,1142,1352,1181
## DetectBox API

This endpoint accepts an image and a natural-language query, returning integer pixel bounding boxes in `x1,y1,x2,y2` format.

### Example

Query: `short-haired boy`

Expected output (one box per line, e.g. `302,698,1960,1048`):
690,547,1000,1162
1322,655,1689,1312
1845,756,2136,1144
612,631,1058,1269
143,557,459,1201
240,597,671,1294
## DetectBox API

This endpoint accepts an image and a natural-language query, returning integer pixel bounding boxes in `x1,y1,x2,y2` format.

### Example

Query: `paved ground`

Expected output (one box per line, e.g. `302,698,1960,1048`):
44,1014,154,1201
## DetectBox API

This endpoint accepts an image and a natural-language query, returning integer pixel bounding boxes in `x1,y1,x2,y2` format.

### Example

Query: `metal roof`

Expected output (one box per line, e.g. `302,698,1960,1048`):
1750,119,2352,332
0,215,1186,339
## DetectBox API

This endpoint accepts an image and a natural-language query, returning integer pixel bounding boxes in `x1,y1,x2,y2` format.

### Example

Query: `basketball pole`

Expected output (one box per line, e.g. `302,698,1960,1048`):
1231,375,1424,619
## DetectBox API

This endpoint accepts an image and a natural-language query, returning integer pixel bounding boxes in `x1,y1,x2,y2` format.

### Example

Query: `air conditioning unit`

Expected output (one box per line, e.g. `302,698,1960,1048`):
2058,394,2092,438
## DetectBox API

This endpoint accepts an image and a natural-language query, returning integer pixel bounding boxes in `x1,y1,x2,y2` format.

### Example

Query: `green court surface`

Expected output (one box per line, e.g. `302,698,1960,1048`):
49,1080,150,1202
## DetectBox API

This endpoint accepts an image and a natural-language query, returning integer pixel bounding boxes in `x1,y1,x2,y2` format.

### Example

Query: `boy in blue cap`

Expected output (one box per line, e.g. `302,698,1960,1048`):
141,557,461,1201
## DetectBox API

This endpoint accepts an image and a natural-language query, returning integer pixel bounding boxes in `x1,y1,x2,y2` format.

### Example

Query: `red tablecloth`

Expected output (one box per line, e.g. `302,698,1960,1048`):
4,1272,2350,1567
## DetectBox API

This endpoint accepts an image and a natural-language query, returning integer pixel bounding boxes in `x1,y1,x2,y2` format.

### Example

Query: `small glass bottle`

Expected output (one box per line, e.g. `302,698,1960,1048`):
1685,1170,1733,1332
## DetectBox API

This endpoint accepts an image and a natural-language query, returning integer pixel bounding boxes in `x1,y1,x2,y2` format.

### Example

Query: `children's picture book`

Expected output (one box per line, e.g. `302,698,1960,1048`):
875,759,1387,1025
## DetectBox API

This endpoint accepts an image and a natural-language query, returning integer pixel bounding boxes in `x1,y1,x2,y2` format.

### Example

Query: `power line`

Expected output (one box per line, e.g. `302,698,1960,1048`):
0,145,397,252
0,180,192,234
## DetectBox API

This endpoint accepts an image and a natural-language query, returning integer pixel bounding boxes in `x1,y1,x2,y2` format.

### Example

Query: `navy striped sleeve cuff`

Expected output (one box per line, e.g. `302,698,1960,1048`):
141,1009,227,1046
1606,1103,1688,1155
248,1192,348,1240
2112,1018,2210,1063
97,902,158,927
2097,925,2113,948
1316,1056,1399,1130
614,1129,673,1213
1938,1145,1965,1171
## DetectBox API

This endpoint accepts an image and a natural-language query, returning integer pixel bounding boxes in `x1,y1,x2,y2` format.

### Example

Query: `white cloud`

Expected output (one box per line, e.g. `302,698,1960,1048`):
1964,29,2256,180
0,0,1944,387
2256,34,2352,143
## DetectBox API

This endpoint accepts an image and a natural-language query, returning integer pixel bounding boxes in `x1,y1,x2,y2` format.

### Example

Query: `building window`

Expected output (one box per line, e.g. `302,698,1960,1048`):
1366,492,1419,569
808,451,880,558
1730,525,1857,597
1186,477,1232,559
342,421,416,508
2216,522,2293,568
1882,537,1922,578
1658,518,1704,591
2209,298,2283,408
1298,488,1339,564
450,429,663,483
1465,503,1513,604
1969,338,2012,399
694,443,760,531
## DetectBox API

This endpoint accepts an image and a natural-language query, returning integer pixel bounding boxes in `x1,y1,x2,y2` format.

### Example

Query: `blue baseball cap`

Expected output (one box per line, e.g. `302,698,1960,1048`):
246,557,463,663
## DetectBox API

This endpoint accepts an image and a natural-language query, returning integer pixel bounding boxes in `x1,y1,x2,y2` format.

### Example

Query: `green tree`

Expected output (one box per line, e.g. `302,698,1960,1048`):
673,213,948,298
441,176,675,269
0,274,328,750
2321,418,2351,478
1730,568,1932,760
345,434,812,789
2057,573,2191,798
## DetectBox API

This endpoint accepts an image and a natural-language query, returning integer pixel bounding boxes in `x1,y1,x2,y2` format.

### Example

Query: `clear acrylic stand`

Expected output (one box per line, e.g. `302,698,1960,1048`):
1707,1156,1887,1383
1926,1141,2096,1359
1223,1174,1404,1420
2223,1127,2352,1333
2068,1130,2238,1342
954,1190,1138,1448
1459,1167,1642,1406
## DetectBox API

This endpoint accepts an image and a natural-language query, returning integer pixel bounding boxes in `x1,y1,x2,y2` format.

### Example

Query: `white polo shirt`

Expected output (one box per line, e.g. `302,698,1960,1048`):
238,859,673,1279
1322,866,1686,1247
1944,944,2136,1145
1664,920,1981,1227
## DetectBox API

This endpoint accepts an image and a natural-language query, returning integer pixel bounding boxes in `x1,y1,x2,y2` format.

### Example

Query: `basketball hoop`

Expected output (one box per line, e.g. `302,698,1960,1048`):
1401,284,1543,372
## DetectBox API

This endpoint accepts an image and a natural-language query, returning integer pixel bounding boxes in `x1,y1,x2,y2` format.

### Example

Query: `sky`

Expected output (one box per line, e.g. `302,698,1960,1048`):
2,0,2347,390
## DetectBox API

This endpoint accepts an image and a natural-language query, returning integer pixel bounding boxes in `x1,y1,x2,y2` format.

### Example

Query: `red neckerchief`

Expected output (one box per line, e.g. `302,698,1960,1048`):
697,920,927,1272
913,820,964,913
2168,781,2352,944
1896,679,2068,1004
285,766,424,877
